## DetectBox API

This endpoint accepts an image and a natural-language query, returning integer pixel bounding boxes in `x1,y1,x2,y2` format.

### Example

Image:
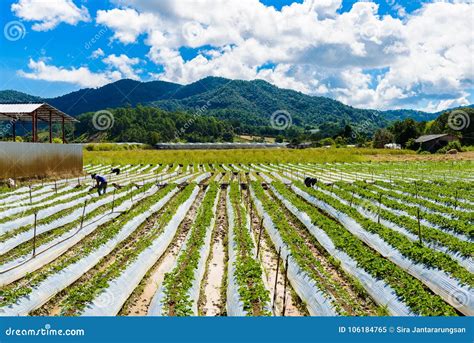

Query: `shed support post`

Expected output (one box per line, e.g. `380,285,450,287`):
62,116,66,143
12,122,16,142
49,111,52,143
31,111,36,142
35,110,38,142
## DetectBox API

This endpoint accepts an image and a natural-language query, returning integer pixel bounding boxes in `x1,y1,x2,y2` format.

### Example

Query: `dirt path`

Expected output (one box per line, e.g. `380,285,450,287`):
199,188,227,316
120,186,206,316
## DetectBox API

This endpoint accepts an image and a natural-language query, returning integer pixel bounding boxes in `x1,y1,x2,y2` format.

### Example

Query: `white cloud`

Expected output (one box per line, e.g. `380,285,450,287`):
16,0,472,111
96,8,156,44
102,54,141,80
424,96,470,112
18,59,121,88
11,0,90,31
97,0,413,107
18,54,143,87
91,48,105,59
371,2,474,109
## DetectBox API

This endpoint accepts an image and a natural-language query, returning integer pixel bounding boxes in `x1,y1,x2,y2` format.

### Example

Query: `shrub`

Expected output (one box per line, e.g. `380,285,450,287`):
418,150,431,155
436,141,463,154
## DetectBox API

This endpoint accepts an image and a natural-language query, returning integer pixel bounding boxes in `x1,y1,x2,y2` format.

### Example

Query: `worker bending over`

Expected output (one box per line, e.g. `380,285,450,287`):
91,174,107,196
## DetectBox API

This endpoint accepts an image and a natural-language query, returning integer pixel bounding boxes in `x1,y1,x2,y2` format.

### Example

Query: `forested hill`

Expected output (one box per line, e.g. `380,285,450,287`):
46,79,181,115
0,77,460,136
74,106,234,144
0,90,42,103
150,77,385,134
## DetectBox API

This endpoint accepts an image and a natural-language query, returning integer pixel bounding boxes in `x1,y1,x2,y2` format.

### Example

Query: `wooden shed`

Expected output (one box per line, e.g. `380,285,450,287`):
414,134,458,153
0,103,82,179
0,103,77,143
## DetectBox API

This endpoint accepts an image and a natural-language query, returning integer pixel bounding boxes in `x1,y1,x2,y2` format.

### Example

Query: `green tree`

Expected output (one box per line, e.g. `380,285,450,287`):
373,128,395,148
335,136,346,147
388,119,421,147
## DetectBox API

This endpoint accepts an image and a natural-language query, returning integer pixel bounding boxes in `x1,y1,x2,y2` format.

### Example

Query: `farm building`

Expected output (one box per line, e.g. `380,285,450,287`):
414,134,458,153
0,103,82,179
155,142,288,150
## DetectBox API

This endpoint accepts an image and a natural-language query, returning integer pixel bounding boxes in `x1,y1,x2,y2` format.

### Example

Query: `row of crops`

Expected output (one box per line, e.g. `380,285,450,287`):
0,161,472,316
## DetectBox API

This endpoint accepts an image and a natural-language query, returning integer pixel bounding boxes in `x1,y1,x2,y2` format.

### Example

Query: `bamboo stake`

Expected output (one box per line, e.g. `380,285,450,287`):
272,247,281,312
256,218,264,259
282,255,289,316
79,199,88,231
417,207,423,246
32,212,37,257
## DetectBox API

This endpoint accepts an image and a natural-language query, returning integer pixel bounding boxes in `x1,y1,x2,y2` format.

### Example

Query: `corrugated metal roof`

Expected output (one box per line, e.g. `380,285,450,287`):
0,103,43,113
414,134,449,143
0,103,78,122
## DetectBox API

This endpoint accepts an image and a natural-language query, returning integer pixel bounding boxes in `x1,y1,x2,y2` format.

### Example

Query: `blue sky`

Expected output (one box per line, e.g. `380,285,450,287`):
0,0,472,112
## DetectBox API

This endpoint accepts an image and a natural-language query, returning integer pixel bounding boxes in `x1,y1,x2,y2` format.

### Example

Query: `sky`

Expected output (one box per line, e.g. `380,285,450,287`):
0,0,472,112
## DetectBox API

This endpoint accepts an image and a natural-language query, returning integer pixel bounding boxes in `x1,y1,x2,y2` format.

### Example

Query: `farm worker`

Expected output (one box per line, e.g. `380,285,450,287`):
7,178,16,188
91,174,108,196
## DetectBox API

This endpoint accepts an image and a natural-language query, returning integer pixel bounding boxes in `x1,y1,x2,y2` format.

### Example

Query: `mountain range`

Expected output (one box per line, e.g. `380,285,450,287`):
0,77,469,135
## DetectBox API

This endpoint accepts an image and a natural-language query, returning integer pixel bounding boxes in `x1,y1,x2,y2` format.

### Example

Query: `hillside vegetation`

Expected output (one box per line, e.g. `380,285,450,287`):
75,106,234,144
0,77,446,137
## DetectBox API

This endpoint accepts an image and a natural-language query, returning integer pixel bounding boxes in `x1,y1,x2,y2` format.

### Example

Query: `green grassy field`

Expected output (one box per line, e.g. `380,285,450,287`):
84,147,416,165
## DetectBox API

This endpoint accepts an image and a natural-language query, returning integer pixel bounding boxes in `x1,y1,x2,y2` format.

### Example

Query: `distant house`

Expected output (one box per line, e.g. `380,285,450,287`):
414,134,458,153
384,143,401,150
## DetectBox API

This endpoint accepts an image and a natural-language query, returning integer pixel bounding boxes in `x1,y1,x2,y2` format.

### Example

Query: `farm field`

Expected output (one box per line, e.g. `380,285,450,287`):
83,148,474,166
0,160,472,317
83,147,418,165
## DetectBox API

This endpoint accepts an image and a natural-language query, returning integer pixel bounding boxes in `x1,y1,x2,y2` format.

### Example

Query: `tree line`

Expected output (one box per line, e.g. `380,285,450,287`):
373,108,473,151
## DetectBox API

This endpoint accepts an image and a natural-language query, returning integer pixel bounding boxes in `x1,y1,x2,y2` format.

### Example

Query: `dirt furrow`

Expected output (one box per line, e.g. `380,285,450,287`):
199,188,228,316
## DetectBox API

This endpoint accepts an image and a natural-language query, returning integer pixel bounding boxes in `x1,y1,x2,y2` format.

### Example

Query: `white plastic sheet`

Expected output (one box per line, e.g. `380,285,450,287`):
327,188,474,273
225,190,248,316
0,186,178,316
148,187,218,316
0,187,139,256
343,187,471,243
83,186,200,316
0,186,89,220
292,185,474,316
186,189,220,315
249,186,338,316
270,186,413,316
0,185,54,206
1,193,96,235
193,173,212,184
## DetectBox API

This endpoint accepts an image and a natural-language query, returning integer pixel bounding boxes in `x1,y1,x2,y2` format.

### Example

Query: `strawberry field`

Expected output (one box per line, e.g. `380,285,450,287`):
0,161,472,316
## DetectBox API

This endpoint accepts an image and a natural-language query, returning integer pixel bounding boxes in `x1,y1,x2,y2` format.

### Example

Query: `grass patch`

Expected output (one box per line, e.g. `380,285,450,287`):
84,148,415,165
